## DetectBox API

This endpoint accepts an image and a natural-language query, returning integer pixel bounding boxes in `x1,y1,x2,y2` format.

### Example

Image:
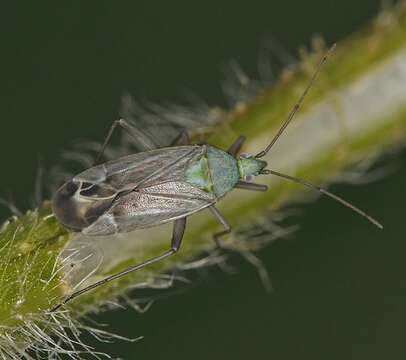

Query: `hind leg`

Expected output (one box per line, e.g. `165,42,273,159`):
94,119,157,165
51,218,187,311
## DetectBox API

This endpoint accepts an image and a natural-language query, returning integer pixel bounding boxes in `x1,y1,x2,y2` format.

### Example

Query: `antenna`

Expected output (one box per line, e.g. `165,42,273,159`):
255,43,336,159
261,169,383,229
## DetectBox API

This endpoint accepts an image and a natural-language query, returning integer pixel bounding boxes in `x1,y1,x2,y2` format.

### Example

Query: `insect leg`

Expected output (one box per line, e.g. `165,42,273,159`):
94,118,156,165
235,180,268,191
170,217,187,251
50,218,187,312
209,205,232,248
170,130,190,146
227,135,246,156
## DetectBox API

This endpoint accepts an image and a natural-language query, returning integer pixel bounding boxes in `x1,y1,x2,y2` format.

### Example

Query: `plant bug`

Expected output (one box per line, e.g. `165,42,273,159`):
51,44,382,311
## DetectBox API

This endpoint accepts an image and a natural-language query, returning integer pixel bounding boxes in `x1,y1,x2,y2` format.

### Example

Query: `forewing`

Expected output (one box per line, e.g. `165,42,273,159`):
74,146,205,193
83,181,215,235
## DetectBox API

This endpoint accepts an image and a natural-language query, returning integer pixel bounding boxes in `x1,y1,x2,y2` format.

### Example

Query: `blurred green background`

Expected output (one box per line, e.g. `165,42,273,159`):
2,1,406,359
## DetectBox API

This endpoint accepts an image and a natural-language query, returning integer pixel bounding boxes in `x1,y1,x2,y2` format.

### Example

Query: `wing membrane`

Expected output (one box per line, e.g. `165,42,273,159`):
83,181,215,235
74,145,205,193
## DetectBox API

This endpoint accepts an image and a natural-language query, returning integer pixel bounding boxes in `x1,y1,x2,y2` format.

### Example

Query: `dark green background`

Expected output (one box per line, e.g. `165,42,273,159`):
2,1,405,359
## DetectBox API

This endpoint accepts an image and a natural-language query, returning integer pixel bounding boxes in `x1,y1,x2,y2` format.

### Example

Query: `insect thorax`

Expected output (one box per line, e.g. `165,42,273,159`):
185,146,240,198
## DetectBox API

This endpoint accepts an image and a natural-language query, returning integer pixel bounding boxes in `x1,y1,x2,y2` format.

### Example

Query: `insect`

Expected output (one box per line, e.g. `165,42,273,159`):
51,44,382,311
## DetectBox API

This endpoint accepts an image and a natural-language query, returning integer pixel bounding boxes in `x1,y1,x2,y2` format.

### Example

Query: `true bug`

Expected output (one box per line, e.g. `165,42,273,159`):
51,44,382,311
